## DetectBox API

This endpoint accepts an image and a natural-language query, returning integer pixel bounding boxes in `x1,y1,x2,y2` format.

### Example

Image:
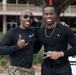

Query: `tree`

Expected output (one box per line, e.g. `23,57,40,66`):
52,0,76,17
31,0,76,17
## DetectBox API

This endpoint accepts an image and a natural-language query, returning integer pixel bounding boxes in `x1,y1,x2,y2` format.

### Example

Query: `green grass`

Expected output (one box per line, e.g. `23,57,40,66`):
0,32,4,40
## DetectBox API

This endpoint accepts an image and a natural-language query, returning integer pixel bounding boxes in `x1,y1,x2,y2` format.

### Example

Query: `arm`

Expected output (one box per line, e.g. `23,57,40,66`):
59,27,76,57
0,31,26,55
0,44,19,55
44,27,76,59
63,28,76,56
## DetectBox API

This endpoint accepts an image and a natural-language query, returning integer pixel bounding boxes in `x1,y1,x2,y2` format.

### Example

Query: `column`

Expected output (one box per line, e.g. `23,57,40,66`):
16,0,18,4
3,15,7,33
2,0,7,11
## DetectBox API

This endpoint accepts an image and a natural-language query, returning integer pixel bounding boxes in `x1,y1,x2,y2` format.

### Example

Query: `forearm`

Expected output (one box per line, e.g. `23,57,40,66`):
44,51,64,60
63,47,76,57
0,44,20,55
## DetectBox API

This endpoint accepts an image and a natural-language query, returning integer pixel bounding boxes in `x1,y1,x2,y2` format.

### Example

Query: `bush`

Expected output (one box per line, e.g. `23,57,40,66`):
0,32,4,40
0,32,10,66
33,48,44,64
0,55,9,66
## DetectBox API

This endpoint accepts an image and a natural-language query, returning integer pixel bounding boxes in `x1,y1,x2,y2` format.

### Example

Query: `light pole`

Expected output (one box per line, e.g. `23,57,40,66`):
49,0,52,5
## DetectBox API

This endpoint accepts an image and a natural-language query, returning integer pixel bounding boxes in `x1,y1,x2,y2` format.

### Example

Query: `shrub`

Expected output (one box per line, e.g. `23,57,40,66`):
0,55,9,66
33,48,44,64
0,32,4,40
0,32,9,66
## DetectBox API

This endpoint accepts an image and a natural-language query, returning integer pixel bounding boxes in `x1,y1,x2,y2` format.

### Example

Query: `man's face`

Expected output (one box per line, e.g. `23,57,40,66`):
43,7,57,25
20,11,33,29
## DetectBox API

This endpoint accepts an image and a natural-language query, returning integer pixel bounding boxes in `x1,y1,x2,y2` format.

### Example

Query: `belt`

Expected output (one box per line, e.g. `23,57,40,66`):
12,64,32,69
44,58,68,68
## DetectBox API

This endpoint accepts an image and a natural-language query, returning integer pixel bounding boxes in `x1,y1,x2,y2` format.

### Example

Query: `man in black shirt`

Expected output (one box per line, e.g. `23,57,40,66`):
34,4,76,75
0,9,36,75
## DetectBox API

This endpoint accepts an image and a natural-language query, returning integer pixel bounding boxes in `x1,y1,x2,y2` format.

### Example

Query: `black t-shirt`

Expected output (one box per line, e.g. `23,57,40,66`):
34,23,76,67
0,27,36,67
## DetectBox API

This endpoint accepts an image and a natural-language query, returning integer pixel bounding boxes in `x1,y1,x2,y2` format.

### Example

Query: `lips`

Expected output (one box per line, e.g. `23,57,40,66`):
47,19,52,22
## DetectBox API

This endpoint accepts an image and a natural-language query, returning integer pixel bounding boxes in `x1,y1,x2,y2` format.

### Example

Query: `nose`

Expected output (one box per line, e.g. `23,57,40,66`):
47,14,51,17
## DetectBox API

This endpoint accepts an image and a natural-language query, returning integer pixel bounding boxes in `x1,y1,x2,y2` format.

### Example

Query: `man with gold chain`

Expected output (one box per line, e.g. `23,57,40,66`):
34,4,76,75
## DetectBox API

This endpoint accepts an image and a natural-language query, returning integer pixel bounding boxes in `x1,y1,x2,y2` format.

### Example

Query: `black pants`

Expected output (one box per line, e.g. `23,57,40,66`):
41,62,72,75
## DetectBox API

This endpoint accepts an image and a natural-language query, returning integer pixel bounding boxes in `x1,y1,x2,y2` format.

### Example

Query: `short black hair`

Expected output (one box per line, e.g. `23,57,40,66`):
43,4,56,13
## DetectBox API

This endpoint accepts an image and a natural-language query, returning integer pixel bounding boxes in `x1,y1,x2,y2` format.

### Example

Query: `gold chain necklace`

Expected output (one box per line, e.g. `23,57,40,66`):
45,23,57,38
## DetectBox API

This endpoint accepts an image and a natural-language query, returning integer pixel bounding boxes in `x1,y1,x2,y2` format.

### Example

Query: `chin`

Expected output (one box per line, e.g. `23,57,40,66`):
47,23,52,25
25,24,30,27
26,26,30,29
46,21,51,24
47,21,54,25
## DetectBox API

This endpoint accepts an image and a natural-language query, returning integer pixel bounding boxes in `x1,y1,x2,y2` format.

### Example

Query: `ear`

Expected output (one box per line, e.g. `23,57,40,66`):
19,16,22,22
19,16,21,20
19,16,22,25
42,14,44,19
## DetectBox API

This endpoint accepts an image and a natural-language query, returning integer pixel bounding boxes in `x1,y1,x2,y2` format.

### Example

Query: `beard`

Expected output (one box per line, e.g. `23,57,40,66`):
44,18,56,26
45,21,55,26
22,22,31,29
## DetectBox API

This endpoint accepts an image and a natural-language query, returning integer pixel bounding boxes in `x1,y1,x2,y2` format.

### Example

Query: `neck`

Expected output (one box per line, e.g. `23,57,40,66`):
46,22,57,29
19,25,29,30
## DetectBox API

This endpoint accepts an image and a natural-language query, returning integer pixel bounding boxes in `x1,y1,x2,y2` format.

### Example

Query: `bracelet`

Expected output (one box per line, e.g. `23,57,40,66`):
60,51,64,57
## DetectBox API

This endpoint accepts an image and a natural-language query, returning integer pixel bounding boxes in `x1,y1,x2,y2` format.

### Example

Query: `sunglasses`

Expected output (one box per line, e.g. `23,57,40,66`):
23,15,34,20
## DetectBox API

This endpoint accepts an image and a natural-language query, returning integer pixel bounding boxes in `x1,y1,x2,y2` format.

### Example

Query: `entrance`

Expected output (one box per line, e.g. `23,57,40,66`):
7,22,17,30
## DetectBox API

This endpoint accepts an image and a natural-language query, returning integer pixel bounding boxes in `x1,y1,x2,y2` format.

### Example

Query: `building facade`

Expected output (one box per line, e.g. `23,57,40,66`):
0,0,76,33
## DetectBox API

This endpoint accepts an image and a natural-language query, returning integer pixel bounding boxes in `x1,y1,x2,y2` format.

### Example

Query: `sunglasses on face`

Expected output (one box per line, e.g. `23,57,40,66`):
23,15,34,20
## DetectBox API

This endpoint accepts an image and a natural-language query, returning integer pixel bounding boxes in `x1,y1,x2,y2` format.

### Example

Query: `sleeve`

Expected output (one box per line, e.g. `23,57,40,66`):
0,30,20,55
63,27,76,57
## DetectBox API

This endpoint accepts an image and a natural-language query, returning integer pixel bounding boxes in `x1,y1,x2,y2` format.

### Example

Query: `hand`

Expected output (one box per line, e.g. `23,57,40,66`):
44,51,62,60
44,51,52,59
60,21,69,27
49,51,62,60
17,35,28,48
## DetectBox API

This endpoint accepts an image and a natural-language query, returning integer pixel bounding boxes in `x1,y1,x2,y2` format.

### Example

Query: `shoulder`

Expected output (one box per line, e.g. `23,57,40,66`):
57,22,74,37
37,26,44,32
30,26,43,33
5,27,18,36
57,22,72,32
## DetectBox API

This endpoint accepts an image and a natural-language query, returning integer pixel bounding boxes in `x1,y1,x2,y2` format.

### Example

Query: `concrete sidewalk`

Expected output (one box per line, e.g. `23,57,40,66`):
0,72,41,75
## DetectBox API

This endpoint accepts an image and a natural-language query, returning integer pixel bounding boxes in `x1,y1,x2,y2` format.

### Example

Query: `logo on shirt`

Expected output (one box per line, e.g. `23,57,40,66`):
57,34,60,36
29,34,34,38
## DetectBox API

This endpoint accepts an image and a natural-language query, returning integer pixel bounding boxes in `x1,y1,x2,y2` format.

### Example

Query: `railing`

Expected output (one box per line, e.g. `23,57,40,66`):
0,4,76,14
0,4,42,12
64,5,76,13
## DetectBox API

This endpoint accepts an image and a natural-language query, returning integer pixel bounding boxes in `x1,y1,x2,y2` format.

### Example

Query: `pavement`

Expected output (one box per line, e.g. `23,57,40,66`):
0,72,41,75
36,72,41,75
